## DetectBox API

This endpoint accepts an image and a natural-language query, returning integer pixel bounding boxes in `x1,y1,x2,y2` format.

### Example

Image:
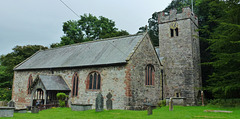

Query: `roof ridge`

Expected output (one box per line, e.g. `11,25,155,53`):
42,33,145,52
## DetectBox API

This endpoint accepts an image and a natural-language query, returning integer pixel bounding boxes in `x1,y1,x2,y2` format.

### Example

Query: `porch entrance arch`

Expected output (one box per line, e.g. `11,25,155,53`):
30,75,71,107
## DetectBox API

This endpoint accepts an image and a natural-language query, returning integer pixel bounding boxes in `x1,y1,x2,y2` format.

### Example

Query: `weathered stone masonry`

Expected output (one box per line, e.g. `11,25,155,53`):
158,8,202,105
12,33,163,109
125,34,162,109
12,66,127,109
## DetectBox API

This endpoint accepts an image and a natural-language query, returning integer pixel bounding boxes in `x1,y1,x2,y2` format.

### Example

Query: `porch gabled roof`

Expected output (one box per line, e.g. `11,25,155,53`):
33,75,70,91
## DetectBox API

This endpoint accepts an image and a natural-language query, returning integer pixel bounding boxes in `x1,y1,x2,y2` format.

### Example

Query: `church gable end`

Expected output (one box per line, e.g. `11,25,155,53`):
124,34,162,109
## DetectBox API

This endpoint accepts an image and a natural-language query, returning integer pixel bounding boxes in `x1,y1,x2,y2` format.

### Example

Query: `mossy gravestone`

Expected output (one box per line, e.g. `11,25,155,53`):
7,100,15,107
106,92,112,110
95,92,103,112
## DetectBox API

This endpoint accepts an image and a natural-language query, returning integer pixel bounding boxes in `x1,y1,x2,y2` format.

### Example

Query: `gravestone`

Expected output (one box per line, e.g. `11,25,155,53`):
144,103,156,115
169,98,173,111
106,92,112,110
147,106,153,115
31,106,39,113
7,100,15,107
95,92,103,112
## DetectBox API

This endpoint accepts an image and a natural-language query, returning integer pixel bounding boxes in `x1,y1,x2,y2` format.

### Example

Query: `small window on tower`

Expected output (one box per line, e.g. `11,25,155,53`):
170,22,179,37
170,29,174,37
175,92,181,97
175,28,179,36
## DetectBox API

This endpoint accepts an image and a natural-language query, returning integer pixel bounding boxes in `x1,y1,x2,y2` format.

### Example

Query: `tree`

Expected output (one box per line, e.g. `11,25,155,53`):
51,14,129,48
0,45,47,100
206,0,240,99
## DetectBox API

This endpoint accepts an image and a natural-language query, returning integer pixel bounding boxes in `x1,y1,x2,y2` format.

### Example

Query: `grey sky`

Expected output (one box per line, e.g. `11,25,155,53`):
0,0,172,55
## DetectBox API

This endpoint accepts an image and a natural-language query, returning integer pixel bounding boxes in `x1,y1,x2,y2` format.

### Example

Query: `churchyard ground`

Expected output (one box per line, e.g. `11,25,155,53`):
1,106,239,119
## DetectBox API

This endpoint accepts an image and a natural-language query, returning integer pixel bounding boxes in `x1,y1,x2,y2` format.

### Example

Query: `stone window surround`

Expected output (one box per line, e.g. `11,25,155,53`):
170,22,179,37
175,92,181,97
86,71,101,91
27,74,33,95
145,64,155,86
72,72,79,97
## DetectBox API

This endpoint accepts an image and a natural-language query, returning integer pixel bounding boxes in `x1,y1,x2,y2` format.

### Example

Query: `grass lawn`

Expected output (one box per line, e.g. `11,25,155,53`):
1,106,239,119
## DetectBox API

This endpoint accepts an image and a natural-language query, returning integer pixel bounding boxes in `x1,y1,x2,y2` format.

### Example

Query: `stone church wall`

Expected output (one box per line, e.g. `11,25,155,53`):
12,65,127,109
125,35,162,109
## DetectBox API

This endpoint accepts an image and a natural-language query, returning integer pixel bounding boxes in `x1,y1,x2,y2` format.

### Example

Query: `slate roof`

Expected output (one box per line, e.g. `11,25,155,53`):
38,75,70,91
14,33,146,70
155,47,164,62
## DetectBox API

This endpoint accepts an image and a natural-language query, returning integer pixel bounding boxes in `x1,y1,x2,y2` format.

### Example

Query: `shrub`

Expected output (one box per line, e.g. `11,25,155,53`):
158,100,166,107
56,93,67,107
0,88,12,101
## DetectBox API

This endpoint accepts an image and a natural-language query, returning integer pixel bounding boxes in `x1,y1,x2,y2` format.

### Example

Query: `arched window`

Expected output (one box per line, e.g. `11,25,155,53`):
175,28,179,36
72,73,79,97
87,72,101,90
145,64,155,86
170,22,179,37
27,74,33,94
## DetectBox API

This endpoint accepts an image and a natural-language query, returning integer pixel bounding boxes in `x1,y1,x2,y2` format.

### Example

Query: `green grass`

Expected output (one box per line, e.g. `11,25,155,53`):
1,106,240,119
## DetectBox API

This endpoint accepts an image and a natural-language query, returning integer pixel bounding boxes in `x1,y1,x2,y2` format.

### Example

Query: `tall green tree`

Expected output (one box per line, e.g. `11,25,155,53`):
51,14,129,48
0,45,47,100
206,0,240,99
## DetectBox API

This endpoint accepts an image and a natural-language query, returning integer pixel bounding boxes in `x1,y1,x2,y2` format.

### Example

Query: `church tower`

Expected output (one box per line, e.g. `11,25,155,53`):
158,8,202,105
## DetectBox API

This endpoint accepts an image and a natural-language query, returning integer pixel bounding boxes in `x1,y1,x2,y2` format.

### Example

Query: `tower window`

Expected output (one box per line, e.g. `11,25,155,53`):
175,92,181,97
170,22,179,37
170,29,174,37
175,28,179,36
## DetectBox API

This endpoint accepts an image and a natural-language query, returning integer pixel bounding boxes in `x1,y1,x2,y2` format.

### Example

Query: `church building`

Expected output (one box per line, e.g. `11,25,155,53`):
11,7,201,109
12,33,162,109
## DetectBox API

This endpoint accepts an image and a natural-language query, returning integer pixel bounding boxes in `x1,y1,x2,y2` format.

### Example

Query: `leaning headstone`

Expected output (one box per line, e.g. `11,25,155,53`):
147,106,153,115
106,92,112,110
7,100,15,107
95,92,104,112
143,103,156,115
169,98,173,111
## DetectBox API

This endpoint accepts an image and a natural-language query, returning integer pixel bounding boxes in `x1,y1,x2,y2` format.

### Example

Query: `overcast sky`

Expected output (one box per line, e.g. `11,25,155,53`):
0,0,172,55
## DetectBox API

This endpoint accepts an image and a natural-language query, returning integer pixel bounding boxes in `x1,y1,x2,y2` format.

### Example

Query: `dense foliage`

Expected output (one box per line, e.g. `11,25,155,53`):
51,14,129,48
0,45,47,100
205,0,240,99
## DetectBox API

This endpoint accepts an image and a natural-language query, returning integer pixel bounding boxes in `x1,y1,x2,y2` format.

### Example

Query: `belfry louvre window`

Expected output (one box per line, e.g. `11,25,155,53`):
170,22,179,37
87,72,101,90
145,64,155,85
72,73,79,97
27,74,33,94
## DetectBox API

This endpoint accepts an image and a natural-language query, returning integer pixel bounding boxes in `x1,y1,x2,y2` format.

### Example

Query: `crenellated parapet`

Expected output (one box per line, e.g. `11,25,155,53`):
158,7,198,26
